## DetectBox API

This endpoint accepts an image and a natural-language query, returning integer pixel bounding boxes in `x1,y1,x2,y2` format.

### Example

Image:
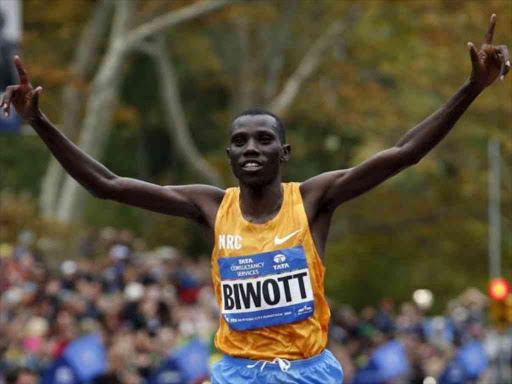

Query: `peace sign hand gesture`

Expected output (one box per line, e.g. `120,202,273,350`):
468,14,510,89
0,56,43,121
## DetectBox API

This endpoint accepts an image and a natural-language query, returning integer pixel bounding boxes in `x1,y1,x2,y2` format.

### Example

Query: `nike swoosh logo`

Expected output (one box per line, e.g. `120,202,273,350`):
274,229,301,245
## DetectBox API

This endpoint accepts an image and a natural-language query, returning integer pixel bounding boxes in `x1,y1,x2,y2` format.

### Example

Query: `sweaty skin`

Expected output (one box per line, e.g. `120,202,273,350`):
0,15,510,261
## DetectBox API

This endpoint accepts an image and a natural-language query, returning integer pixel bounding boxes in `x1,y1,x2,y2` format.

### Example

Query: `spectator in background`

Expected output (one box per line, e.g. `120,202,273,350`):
374,297,395,335
1,227,509,384
4,367,38,384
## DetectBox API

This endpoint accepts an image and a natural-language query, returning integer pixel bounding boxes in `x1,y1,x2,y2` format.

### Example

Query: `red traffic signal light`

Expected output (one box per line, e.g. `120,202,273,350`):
489,278,510,301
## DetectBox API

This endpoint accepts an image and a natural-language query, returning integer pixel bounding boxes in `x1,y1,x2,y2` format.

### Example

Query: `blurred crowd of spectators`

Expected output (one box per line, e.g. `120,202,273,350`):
0,228,510,384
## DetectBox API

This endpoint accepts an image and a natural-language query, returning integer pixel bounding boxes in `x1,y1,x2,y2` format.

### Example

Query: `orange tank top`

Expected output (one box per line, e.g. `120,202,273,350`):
211,182,330,360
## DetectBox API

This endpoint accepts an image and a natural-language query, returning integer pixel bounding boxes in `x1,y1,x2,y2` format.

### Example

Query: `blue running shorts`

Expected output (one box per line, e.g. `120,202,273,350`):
210,349,343,384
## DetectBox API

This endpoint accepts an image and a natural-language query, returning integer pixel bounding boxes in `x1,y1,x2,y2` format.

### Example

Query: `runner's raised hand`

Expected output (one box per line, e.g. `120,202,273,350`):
468,14,510,89
0,56,43,120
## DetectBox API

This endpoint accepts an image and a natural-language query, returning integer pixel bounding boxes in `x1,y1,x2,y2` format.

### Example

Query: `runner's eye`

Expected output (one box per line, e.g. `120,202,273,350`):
232,136,245,146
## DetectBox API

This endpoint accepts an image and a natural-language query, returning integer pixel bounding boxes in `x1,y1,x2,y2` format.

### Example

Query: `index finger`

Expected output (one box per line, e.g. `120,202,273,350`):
484,14,497,45
14,55,29,85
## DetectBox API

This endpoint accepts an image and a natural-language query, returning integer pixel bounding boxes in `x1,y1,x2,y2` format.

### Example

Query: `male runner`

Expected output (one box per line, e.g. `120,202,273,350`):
1,15,509,384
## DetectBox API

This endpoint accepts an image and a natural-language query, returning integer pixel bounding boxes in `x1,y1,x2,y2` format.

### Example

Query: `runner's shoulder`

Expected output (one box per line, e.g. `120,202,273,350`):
299,170,348,211
166,184,225,206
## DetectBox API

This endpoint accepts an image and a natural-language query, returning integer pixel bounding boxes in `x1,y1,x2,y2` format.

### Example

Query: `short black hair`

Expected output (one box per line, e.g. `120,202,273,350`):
232,108,286,144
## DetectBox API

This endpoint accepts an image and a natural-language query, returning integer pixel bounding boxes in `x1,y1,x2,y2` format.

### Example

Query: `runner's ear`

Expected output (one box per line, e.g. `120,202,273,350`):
281,144,291,163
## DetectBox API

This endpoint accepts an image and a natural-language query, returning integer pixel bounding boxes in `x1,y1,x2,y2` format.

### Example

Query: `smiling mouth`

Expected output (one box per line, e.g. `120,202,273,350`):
241,161,263,171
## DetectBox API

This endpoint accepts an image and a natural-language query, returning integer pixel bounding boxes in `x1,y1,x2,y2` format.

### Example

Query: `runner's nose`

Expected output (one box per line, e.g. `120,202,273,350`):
243,138,260,157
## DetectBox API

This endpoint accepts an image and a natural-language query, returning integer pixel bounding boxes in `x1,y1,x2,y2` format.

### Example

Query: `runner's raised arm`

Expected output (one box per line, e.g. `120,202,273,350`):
301,14,510,214
0,56,224,226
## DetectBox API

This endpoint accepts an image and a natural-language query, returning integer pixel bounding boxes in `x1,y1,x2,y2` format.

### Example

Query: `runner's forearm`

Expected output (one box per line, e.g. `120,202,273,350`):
29,112,117,197
396,79,483,163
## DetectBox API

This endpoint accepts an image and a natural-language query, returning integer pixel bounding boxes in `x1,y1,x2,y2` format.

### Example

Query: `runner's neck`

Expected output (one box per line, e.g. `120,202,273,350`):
239,181,283,224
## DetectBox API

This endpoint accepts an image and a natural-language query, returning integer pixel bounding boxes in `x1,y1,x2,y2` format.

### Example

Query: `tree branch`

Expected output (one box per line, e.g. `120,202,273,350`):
234,14,253,112
141,37,223,187
56,0,137,222
268,13,354,116
40,0,114,219
123,0,242,50
262,0,297,102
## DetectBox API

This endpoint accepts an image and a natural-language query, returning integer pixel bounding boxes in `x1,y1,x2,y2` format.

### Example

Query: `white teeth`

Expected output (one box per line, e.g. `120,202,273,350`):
244,162,260,168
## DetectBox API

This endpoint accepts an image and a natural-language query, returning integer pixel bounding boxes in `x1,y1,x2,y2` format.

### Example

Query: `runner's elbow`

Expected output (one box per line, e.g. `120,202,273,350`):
89,177,118,200
398,146,423,167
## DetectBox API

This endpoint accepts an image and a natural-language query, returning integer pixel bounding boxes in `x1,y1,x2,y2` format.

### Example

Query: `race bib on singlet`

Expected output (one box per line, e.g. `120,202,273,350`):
218,246,315,331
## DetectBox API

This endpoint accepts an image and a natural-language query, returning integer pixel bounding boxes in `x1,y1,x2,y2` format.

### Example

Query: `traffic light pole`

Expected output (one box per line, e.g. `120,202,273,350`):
488,138,501,279
488,138,510,384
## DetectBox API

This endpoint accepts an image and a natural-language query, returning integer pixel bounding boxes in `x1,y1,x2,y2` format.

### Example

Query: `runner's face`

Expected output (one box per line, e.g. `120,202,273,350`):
228,115,289,187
